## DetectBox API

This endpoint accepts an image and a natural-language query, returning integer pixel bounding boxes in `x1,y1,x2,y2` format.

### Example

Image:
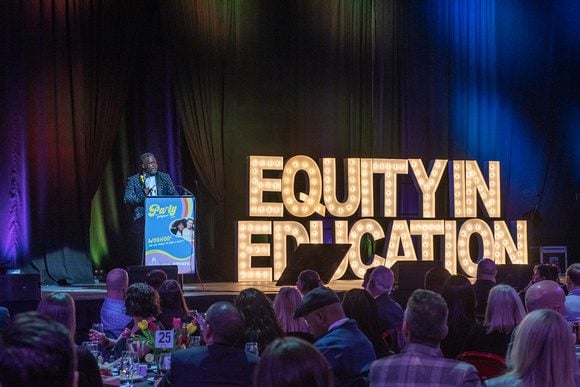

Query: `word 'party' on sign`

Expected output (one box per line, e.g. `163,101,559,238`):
237,155,528,282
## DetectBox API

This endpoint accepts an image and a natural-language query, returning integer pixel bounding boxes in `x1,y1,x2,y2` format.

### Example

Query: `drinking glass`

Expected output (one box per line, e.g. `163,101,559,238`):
91,322,104,345
245,342,259,356
83,341,101,362
120,351,139,387
197,313,207,330
158,352,172,374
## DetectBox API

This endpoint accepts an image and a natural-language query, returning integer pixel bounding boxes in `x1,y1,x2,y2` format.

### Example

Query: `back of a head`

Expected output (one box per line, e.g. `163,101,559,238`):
125,283,160,318
477,258,497,280
106,268,129,292
405,289,448,347
367,266,394,297
206,301,244,344
510,309,576,387
342,288,382,345
36,292,76,335
441,274,476,325
273,287,307,333
485,284,525,334
0,311,76,387
297,270,322,295
146,269,168,290
525,280,565,313
566,263,580,287
253,337,333,387
362,267,377,289
424,266,451,294
535,263,560,282
158,279,187,312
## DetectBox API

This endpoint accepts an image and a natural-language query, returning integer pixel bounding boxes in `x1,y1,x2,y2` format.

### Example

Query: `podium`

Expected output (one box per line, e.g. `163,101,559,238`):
144,196,196,274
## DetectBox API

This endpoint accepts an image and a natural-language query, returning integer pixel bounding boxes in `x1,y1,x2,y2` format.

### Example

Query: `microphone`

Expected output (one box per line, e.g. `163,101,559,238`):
175,185,194,196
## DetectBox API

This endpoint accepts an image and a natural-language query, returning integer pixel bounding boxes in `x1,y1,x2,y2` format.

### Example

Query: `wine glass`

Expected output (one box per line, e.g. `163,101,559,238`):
158,352,172,374
120,351,139,387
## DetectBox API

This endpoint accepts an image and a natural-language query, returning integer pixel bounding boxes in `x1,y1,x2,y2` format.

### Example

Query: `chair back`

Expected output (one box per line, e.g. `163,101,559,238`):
457,351,507,381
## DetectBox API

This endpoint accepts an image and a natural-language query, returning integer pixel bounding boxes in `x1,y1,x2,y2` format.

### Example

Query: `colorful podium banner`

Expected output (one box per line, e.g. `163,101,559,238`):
144,196,195,274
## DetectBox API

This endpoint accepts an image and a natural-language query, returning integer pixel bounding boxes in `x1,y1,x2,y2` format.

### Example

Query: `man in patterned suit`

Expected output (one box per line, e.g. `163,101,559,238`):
124,152,178,264
369,289,482,387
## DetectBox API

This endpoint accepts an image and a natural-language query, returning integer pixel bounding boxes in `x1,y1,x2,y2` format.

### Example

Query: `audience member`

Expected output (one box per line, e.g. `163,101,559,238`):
520,263,562,297
342,288,393,358
234,288,284,354
253,337,334,387
90,282,161,359
0,306,10,332
464,285,525,357
157,279,190,329
524,279,565,314
273,287,312,341
0,311,77,387
362,267,377,289
37,292,102,387
424,266,451,294
369,289,481,387
365,266,404,333
474,258,497,319
100,268,131,338
484,309,577,387
440,274,481,359
158,301,260,387
294,286,376,386
296,270,323,296
146,268,168,291
565,263,580,323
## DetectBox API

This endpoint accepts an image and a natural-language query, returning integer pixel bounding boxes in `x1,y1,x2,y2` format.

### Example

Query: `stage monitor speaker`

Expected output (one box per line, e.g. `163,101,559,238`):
496,264,534,292
127,265,179,286
275,244,351,286
0,274,41,303
390,261,443,291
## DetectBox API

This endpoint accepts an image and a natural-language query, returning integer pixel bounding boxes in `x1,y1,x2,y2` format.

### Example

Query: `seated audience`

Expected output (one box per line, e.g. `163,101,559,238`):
524,279,565,314
157,279,190,329
158,301,260,387
253,337,334,387
484,309,577,387
37,292,103,387
90,282,161,359
0,306,10,332
473,258,497,320
424,266,451,294
365,266,404,333
234,287,284,354
100,268,131,338
464,284,525,357
440,274,482,359
296,270,323,296
273,286,312,341
342,288,392,358
0,311,77,387
520,263,563,297
369,289,481,387
294,286,376,386
145,268,168,291
565,263,580,323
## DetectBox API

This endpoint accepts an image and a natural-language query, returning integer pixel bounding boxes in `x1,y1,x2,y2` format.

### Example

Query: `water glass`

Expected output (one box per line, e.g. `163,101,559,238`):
197,313,207,329
83,341,101,363
158,353,172,374
245,342,259,356
91,322,104,343
120,351,139,386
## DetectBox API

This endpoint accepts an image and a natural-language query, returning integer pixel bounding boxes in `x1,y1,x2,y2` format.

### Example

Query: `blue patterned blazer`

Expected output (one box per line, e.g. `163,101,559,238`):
123,171,178,220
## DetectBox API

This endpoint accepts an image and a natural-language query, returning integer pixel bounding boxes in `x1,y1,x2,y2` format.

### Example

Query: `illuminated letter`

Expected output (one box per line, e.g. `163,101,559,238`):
237,221,272,281
385,220,417,267
410,220,445,261
272,221,309,280
444,221,458,274
409,159,447,218
493,221,528,264
457,219,494,277
308,220,324,244
360,159,375,217
373,159,408,217
347,219,386,278
281,155,325,217
248,156,283,217
465,161,501,218
451,161,466,217
331,220,350,280
323,158,361,217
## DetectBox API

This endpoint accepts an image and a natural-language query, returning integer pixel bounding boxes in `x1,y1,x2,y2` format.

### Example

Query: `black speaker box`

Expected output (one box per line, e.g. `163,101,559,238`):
127,265,179,285
496,264,534,292
0,274,41,302
390,261,443,291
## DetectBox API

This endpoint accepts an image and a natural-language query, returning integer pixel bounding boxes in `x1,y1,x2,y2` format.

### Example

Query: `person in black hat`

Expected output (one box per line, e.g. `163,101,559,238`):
294,287,376,387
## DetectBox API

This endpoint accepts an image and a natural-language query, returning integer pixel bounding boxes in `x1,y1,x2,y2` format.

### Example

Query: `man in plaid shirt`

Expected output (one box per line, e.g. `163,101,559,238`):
369,289,482,387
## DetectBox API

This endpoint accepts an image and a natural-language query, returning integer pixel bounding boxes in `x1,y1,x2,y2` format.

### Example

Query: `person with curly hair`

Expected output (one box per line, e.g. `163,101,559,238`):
234,288,284,355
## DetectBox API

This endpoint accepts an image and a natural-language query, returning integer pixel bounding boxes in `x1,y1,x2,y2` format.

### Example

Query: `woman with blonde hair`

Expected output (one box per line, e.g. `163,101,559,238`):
273,287,309,336
484,309,578,387
464,284,525,357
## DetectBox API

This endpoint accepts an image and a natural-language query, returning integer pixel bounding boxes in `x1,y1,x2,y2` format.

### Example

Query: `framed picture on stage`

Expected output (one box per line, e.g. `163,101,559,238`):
144,196,196,274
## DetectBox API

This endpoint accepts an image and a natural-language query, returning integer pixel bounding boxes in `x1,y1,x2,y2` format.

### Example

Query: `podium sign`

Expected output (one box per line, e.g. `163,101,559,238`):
144,196,195,274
